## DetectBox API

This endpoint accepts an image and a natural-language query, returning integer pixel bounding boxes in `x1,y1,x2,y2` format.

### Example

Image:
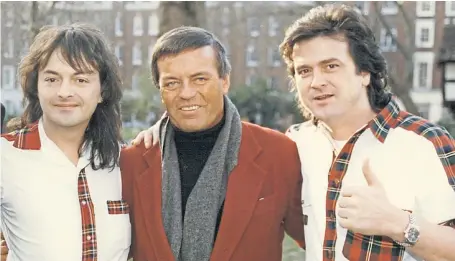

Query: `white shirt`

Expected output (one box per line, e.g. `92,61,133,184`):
287,119,455,261
1,120,131,261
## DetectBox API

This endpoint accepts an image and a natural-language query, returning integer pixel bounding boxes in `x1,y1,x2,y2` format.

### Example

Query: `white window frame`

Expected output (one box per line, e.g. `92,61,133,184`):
247,17,260,37
416,1,435,17
415,19,435,48
148,41,156,63
115,12,123,37
148,14,159,36
2,66,16,90
133,13,144,36
4,33,14,58
268,16,279,37
268,47,281,67
132,42,142,66
381,1,398,15
413,52,434,90
5,10,13,27
379,28,397,52
115,43,124,66
446,1,455,17
246,44,258,67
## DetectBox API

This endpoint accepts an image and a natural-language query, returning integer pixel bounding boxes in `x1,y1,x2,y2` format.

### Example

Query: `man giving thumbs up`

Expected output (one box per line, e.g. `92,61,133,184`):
284,4,455,261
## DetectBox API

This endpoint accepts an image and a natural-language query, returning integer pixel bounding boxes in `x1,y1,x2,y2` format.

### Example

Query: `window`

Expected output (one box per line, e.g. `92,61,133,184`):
133,14,143,36
413,52,434,90
267,76,278,88
381,1,398,15
148,15,159,36
417,103,430,119
115,43,124,66
416,1,435,17
268,16,279,37
379,28,397,52
20,40,29,57
246,44,259,67
246,74,258,86
268,47,281,67
415,20,435,48
247,17,260,37
446,1,455,17
418,62,428,88
354,2,369,15
5,10,13,27
4,33,14,58
221,7,230,27
4,101,14,115
2,66,16,90
132,42,142,66
149,40,156,63
115,12,123,36
132,72,139,91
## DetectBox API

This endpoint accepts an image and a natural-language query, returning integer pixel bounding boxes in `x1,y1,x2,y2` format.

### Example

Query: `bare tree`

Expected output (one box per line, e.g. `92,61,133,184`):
158,1,206,36
371,1,420,115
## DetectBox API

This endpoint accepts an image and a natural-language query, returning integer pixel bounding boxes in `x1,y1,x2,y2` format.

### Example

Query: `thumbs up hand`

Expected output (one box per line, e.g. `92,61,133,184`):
337,159,408,236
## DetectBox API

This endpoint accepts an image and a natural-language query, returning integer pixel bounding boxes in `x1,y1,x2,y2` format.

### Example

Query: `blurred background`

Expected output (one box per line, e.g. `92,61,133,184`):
2,1,455,259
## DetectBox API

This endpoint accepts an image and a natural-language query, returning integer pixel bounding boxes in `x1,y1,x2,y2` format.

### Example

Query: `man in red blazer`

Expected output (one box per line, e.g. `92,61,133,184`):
121,26,305,261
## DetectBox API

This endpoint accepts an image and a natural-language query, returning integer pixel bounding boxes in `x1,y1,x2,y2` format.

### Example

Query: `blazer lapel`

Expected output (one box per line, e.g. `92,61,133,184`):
211,124,266,260
135,146,175,261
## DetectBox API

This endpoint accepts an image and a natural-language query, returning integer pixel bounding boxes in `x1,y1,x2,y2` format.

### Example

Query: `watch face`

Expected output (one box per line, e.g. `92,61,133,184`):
407,227,420,243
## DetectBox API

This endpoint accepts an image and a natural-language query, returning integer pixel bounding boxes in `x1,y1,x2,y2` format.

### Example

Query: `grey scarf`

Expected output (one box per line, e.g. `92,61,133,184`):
159,96,242,261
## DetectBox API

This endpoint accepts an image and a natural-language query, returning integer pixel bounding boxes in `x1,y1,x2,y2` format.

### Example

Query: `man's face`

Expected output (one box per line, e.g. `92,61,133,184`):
291,35,371,125
158,46,229,132
37,49,102,129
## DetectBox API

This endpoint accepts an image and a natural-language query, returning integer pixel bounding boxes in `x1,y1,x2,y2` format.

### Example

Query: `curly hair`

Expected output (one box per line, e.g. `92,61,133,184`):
279,4,391,120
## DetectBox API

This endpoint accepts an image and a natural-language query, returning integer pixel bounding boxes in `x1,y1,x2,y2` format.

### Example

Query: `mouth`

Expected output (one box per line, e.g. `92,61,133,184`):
55,104,78,109
179,105,201,111
314,94,334,101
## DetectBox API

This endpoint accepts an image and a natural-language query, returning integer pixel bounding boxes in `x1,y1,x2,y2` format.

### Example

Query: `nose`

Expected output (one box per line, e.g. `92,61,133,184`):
178,81,197,100
310,68,328,89
57,79,74,98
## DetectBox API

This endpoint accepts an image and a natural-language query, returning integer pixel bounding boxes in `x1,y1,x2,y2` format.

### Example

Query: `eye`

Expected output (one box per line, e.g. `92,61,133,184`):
163,81,178,89
327,64,339,69
298,68,311,76
194,77,207,84
76,78,89,84
44,77,58,83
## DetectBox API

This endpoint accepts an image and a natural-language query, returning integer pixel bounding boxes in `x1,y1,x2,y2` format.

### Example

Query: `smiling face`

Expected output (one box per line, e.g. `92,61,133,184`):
158,46,229,132
37,49,102,130
292,35,371,126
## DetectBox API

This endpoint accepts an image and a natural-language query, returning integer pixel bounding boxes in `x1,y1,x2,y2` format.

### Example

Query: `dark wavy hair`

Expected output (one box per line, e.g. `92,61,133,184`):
280,4,391,120
150,26,231,88
19,23,123,171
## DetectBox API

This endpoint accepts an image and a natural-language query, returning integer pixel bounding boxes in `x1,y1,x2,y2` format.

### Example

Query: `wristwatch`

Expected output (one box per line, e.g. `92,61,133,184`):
396,213,420,247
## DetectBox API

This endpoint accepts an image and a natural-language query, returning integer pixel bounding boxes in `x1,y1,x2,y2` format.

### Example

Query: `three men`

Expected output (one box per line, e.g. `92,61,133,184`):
282,4,455,261
121,26,305,261
1,24,130,261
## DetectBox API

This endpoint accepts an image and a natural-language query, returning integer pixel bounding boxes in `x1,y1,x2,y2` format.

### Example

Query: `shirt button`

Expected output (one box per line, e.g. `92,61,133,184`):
87,236,91,240
81,200,87,205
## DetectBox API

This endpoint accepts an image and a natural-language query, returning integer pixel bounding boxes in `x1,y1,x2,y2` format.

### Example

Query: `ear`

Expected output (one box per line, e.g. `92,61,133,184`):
98,97,103,103
221,74,230,94
361,71,371,87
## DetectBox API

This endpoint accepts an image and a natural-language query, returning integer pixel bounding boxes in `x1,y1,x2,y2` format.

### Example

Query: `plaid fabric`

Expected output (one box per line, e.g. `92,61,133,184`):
78,168,98,260
322,97,455,261
1,122,41,150
3,121,99,259
107,200,130,215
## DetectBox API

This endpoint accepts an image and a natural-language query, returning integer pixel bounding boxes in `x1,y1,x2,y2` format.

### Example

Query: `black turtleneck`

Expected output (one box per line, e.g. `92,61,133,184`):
172,113,226,240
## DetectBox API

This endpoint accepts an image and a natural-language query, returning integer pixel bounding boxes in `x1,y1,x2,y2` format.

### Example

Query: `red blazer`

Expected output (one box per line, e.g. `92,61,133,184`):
120,122,305,261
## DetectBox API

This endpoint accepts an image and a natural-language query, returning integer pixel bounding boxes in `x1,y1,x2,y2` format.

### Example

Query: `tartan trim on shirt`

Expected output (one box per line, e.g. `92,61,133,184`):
107,200,130,215
323,125,368,261
321,98,455,261
1,122,41,150
78,168,98,260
